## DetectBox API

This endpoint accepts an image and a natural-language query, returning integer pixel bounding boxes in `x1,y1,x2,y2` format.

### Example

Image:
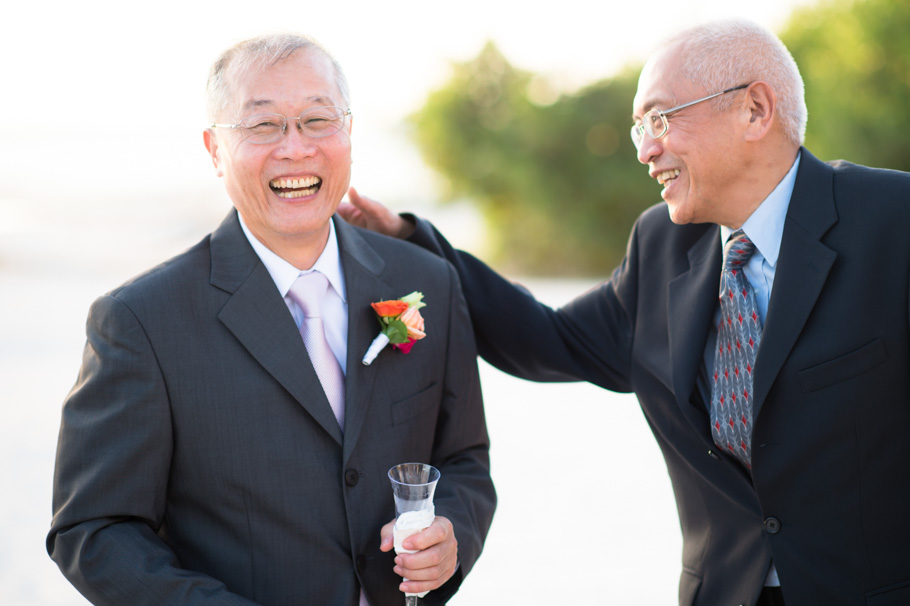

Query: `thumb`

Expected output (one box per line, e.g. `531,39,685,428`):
347,185,370,210
379,518,396,552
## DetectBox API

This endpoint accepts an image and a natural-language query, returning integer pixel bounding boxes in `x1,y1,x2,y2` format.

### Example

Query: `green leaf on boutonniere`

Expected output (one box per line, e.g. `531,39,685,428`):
384,319,410,344
399,291,426,310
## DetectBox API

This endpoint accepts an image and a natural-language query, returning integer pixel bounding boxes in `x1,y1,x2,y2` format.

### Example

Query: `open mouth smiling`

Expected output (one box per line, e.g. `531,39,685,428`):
270,176,322,199
656,169,680,186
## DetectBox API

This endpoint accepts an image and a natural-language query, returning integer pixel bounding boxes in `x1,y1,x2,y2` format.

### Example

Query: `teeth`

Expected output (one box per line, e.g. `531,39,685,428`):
269,176,322,198
270,176,321,189
656,169,680,185
275,186,319,198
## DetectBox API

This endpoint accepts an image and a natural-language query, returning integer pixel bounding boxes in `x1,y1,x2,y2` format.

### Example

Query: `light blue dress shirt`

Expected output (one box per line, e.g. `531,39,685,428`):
719,153,801,325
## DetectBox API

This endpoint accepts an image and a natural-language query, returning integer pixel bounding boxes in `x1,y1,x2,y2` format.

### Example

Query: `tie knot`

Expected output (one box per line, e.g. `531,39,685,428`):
288,271,329,319
723,230,757,271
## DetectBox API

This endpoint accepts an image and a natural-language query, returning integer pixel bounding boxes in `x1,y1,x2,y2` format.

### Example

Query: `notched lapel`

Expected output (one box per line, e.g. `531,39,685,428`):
211,211,344,445
668,226,722,444
752,149,838,420
334,219,390,462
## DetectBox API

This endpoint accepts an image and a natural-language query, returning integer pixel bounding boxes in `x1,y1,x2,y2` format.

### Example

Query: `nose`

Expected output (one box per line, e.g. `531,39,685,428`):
636,131,662,165
275,120,318,159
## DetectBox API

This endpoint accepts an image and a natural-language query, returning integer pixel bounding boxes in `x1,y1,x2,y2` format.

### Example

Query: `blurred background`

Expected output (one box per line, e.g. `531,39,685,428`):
2,0,907,603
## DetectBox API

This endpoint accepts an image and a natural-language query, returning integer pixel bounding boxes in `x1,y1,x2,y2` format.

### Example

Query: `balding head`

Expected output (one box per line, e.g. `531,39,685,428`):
657,19,806,146
205,33,351,123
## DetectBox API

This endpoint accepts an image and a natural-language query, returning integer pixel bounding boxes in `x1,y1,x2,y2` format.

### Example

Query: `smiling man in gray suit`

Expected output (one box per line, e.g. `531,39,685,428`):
47,34,495,606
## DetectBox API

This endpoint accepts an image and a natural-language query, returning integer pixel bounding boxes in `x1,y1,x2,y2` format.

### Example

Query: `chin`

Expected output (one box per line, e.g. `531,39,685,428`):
665,193,704,225
666,202,690,225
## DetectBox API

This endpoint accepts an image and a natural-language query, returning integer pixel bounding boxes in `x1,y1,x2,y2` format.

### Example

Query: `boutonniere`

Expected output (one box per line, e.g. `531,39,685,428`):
361,292,427,366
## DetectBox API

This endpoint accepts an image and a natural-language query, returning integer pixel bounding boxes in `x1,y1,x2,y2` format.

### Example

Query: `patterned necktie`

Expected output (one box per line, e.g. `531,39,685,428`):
287,272,346,431
711,230,762,468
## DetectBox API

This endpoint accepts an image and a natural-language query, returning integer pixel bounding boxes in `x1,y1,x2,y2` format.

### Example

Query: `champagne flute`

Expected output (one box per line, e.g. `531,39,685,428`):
388,463,440,606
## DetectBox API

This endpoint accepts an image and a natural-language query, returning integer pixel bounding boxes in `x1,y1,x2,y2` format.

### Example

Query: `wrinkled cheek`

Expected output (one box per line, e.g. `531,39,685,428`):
329,141,353,198
334,160,353,199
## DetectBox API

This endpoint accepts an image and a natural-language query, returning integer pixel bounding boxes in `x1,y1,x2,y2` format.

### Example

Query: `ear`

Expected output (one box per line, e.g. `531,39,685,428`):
203,129,224,177
742,81,776,142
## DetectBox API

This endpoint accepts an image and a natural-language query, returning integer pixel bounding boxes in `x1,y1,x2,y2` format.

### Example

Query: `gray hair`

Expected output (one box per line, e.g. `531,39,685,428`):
661,19,807,146
206,33,351,123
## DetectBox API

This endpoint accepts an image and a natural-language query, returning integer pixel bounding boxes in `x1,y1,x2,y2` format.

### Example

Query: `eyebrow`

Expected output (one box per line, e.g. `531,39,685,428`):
241,95,336,112
632,95,675,122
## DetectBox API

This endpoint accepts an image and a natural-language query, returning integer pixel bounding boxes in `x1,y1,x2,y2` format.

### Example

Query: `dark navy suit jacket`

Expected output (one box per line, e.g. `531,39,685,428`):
408,148,910,606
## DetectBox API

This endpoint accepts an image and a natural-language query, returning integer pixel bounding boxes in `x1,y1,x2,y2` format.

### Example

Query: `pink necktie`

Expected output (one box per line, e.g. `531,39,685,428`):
288,274,366,604
287,272,346,431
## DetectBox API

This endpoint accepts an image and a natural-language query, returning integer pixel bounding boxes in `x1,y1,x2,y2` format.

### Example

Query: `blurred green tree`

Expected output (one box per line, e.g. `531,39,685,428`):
411,0,910,275
781,0,910,170
411,43,652,275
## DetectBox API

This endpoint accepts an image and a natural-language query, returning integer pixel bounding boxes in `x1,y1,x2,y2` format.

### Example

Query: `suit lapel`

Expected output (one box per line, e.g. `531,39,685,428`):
752,149,838,419
334,218,392,463
210,211,344,446
668,225,722,445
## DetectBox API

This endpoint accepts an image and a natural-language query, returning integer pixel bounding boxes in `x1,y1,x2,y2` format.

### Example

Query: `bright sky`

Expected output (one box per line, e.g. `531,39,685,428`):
1,0,817,206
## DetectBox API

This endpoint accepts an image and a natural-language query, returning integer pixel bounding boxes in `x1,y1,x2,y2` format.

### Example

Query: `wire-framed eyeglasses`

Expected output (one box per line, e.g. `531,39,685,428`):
630,84,749,149
210,106,352,144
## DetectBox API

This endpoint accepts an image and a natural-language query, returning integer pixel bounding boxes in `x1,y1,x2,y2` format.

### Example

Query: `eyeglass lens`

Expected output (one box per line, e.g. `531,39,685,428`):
631,111,667,147
238,107,348,143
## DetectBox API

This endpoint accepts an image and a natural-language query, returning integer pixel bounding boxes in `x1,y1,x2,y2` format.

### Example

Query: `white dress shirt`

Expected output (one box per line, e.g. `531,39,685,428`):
238,215,349,374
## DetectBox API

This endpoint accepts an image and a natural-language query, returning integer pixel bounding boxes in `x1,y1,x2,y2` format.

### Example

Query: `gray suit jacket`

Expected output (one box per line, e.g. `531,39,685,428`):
48,211,496,606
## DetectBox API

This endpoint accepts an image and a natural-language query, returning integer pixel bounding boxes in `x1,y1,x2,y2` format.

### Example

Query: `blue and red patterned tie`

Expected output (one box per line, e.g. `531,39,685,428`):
711,230,762,468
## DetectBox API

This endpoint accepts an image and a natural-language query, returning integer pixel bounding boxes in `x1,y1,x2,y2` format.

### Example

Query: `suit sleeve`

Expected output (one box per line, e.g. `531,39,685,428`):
406,215,636,393
422,263,497,606
47,294,259,606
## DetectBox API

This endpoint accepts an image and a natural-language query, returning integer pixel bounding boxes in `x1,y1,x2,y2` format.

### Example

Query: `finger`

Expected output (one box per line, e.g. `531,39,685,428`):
402,517,450,552
347,185,368,209
395,544,447,575
395,523,457,576
394,546,457,592
400,576,449,595
347,186,387,220
335,202,360,223
379,519,396,553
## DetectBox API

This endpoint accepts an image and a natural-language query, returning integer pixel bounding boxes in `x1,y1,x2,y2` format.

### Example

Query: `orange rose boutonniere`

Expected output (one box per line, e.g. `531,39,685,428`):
361,292,427,365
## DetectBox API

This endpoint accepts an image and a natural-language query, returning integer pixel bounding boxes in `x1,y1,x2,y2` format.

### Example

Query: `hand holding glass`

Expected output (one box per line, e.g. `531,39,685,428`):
388,463,440,606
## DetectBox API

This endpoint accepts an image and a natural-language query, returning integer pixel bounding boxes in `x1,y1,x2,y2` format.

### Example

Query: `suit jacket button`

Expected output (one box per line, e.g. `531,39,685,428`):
763,517,781,534
345,468,360,487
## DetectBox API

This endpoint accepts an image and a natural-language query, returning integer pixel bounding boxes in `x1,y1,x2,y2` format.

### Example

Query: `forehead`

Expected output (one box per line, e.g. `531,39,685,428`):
230,50,342,113
632,46,695,117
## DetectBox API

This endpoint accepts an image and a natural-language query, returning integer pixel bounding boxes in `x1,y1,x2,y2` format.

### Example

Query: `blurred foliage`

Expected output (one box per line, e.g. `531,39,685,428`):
781,0,910,170
411,0,910,275
411,43,649,275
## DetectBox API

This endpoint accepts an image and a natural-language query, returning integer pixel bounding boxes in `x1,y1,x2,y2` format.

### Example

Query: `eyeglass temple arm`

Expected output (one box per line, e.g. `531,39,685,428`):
662,83,750,117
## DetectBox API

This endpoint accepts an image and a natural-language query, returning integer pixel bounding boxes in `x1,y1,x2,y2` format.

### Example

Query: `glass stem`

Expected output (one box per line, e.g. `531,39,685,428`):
405,596,419,606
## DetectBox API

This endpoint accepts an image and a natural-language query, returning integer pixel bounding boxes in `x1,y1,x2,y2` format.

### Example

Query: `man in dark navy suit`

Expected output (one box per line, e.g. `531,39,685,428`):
342,19,910,606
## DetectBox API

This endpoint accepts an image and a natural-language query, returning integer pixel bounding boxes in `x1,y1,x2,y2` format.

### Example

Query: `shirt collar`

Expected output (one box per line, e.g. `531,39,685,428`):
720,151,801,267
237,214,347,303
